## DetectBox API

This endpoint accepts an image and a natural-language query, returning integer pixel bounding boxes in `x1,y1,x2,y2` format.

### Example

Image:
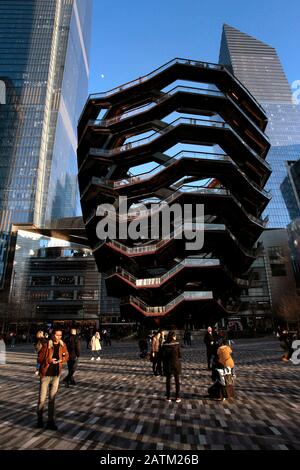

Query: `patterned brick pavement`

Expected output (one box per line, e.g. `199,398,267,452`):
0,337,299,450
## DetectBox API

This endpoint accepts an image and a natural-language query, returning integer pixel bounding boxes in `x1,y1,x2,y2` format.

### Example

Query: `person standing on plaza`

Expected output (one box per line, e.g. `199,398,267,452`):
9,331,16,348
279,329,293,362
85,329,92,349
207,338,235,400
162,331,182,403
102,328,112,346
106,328,112,346
203,326,218,370
36,329,69,430
34,330,47,376
183,328,192,346
217,338,235,369
63,328,80,386
0,334,6,365
90,331,101,361
157,329,165,373
150,331,162,376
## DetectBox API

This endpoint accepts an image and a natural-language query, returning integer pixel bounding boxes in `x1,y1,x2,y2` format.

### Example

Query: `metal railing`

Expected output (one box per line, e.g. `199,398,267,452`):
114,258,220,287
89,116,227,154
106,151,228,187
111,257,248,288
87,116,271,171
93,223,257,258
89,85,225,127
89,59,223,99
122,290,214,314
84,177,268,231
83,57,265,115
88,83,268,148
92,149,270,201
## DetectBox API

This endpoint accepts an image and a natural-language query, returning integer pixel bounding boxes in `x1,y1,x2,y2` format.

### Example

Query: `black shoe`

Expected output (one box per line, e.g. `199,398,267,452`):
46,421,58,431
70,379,76,385
37,418,44,428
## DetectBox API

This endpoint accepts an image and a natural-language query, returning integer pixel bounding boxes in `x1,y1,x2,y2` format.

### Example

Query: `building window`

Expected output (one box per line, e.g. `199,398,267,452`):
53,291,74,300
268,246,285,261
31,276,51,286
54,275,75,285
270,264,287,276
77,290,98,300
30,291,49,300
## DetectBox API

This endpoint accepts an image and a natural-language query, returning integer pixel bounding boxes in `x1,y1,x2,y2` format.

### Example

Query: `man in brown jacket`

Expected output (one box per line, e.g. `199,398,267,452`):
37,329,69,430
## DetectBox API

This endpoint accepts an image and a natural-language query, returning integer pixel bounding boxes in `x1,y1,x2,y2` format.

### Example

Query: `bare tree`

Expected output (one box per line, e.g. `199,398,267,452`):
277,294,300,332
0,302,10,334
0,301,34,335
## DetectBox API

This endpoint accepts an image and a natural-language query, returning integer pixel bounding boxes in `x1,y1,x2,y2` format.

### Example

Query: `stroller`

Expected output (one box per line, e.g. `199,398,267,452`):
208,365,235,400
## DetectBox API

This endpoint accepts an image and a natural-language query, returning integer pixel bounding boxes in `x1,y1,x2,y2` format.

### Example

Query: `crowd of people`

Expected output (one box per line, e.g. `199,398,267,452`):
33,326,236,430
2,323,298,431
31,327,112,430
138,326,236,404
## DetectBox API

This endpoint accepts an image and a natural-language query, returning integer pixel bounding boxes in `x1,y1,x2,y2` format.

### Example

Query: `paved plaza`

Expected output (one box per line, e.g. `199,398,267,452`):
0,336,299,450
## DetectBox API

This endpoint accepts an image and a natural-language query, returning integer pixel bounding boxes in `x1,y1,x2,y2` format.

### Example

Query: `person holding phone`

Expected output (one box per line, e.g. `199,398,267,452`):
36,329,69,430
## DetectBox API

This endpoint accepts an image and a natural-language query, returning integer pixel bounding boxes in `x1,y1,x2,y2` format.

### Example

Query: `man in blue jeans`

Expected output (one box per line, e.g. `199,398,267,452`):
37,329,69,430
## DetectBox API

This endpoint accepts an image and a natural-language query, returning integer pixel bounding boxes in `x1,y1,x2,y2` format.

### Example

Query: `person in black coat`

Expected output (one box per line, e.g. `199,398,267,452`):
162,331,182,403
203,326,218,370
63,328,81,386
279,329,293,362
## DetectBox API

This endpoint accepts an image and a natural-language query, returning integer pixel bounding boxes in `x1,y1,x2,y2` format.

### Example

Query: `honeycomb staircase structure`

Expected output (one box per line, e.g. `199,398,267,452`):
77,58,271,327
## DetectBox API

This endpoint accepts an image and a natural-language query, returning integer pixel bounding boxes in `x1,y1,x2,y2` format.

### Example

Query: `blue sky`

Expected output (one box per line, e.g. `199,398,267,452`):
88,0,300,95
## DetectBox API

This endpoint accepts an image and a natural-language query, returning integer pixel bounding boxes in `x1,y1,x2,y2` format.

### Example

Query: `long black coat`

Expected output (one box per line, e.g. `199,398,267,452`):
65,334,81,360
203,332,218,353
162,341,181,376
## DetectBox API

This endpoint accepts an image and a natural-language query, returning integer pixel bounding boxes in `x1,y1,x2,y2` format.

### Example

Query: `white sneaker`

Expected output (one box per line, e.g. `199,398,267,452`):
91,357,95,361
175,398,181,403
96,357,101,361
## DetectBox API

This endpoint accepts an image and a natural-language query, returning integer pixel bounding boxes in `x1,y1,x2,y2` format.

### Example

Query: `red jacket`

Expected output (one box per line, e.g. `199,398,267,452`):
38,339,69,377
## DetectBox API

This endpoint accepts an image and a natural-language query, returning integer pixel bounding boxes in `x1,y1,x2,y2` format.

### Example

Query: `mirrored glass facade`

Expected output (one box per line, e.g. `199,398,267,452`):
219,24,300,228
9,228,100,321
0,0,92,284
281,159,300,221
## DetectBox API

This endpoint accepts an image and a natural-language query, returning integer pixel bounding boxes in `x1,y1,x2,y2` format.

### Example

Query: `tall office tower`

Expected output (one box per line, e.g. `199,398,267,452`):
281,159,300,221
0,0,92,284
219,24,300,228
78,58,270,327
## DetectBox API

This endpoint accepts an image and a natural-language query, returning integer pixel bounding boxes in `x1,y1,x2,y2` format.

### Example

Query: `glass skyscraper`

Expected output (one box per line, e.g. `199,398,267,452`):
0,0,92,284
219,24,300,228
281,157,300,221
